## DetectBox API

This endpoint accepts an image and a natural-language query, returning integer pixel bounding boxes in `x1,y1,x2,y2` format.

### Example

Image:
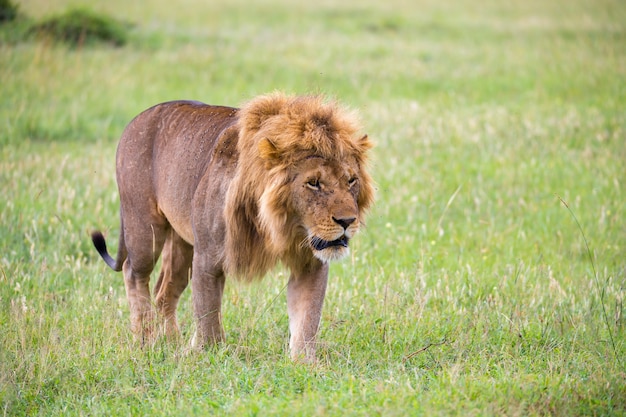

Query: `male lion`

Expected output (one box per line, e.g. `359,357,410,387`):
91,93,374,362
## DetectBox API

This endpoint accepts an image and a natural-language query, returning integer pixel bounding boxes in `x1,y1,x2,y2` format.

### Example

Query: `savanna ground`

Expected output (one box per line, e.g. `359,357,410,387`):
1,0,625,415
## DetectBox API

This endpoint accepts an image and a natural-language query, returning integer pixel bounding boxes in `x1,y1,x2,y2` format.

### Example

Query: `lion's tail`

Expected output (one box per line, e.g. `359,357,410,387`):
91,230,125,272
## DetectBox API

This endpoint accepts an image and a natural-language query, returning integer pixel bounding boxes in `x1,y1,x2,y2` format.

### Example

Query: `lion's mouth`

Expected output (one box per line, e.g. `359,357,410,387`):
311,235,349,251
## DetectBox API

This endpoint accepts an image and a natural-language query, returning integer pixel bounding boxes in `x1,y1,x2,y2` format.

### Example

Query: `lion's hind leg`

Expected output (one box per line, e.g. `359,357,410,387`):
154,230,193,339
121,221,168,345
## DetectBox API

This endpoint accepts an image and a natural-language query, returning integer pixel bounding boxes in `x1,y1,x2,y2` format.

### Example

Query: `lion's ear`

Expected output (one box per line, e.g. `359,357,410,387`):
358,134,373,151
258,137,280,162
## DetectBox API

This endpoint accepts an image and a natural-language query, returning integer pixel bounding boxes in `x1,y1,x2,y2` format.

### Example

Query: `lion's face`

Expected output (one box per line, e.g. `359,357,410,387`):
280,155,363,263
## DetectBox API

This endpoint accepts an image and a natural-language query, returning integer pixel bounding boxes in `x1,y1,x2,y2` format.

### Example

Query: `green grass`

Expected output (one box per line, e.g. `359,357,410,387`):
1,0,625,415
26,8,130,47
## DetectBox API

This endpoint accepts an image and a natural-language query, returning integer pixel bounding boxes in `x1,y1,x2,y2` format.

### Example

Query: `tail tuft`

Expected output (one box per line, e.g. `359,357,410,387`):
91,231,122,271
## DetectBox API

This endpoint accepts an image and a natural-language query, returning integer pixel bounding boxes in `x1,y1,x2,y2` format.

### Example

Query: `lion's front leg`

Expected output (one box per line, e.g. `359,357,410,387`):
287,262,329,363
191,256,226,348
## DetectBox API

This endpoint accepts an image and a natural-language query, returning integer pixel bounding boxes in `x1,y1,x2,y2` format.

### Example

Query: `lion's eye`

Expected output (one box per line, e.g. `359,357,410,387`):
348,177,358,187
306,179,321,190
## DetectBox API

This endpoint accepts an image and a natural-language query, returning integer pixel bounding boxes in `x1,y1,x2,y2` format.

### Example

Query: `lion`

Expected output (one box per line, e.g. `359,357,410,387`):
91,92,374,362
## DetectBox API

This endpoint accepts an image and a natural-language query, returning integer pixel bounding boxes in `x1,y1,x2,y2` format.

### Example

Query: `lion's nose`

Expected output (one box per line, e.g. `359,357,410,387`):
332,216,356,230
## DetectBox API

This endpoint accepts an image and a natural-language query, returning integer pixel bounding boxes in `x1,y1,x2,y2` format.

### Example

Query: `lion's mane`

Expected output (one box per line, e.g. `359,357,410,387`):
224,93,374,280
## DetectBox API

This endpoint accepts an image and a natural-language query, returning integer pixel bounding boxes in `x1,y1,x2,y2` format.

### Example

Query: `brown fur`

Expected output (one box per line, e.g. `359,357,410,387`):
92,92,374,361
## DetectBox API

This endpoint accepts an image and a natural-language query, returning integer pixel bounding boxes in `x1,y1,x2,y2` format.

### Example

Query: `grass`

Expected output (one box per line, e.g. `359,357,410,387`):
1,0,625,415
26,8,129,47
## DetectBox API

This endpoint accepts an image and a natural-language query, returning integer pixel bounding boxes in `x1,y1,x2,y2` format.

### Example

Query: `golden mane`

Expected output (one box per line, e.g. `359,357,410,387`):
224,93,374,280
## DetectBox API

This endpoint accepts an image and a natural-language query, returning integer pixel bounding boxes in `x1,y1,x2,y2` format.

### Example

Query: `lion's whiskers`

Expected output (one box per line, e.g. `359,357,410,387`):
300,235,314,250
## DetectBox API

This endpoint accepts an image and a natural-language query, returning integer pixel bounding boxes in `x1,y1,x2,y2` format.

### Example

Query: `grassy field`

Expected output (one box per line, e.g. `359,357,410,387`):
1,0,625,415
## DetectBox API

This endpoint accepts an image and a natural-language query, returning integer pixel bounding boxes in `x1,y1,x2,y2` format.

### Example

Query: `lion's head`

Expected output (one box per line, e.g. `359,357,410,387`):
225,93,374,278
